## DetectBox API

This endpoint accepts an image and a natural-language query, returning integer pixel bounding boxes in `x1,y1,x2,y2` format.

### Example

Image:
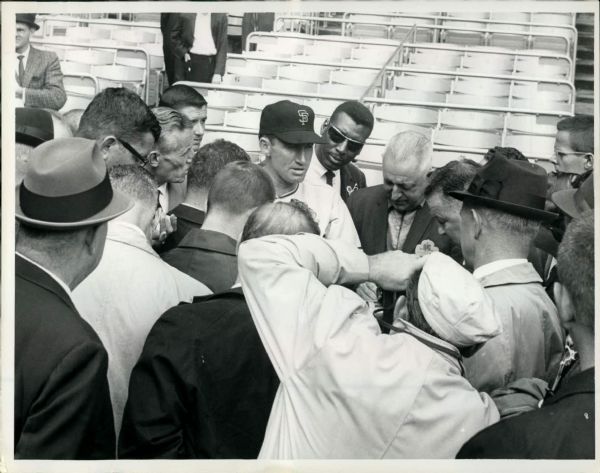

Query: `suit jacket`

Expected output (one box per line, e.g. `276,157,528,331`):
160,13,179,85
170,13,229,78
457,368,594,459
15,255,115,459
118,289,279,459
339,163,367,203
162,228,237,293
159,203,206,254
347,185,451,329
22,46,67,111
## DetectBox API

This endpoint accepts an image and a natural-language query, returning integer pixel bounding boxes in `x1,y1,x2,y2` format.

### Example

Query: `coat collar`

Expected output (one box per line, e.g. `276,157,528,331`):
22,45,39,86
178,228,237,256
477,261,542,288
107,220,157,258
172,204,206,226
545,367,594,406
16,253,77,312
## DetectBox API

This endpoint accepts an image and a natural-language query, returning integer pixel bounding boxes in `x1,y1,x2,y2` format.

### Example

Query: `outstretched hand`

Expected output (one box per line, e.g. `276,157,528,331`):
367,251,428,292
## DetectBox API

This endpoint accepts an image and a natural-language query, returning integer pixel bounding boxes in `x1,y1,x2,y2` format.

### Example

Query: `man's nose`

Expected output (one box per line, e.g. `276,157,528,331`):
391,186,404,200
437,225,446,236
195,123,205,135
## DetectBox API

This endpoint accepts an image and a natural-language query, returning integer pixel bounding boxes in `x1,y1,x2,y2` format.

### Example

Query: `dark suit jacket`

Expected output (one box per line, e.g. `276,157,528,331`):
457,368,595,459
118,289,279,459
170,13,229,80
347,185,451,328
22,46,67,110
162,228,237,292
160,13,179,85
339,163,367,203
160,204,206,254
15,255,115,459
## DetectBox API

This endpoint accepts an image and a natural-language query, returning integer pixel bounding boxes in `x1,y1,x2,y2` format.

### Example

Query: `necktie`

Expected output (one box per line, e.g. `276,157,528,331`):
325,170,335,186
18,54,25,86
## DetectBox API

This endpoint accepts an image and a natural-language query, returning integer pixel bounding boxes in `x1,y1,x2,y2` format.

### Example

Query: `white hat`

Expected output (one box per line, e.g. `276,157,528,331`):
418,252,501,347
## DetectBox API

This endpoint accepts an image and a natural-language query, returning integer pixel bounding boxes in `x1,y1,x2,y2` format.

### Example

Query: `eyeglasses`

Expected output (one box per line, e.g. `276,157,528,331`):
326,123,365,153
554,150,591,160
117,138,150,167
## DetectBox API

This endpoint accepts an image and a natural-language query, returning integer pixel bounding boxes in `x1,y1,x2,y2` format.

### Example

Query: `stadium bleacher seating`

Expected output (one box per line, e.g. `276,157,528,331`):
34,10,583,184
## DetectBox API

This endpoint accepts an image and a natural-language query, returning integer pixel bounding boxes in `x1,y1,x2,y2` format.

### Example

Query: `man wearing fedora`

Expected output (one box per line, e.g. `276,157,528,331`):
259,100,360,245
449,156,565,393
15,14,66,110
15,137,132,458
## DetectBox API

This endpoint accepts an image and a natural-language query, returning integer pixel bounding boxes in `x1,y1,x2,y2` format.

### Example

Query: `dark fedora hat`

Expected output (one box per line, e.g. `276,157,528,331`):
16,13,40,31
449,156,559,222
16,108,54,147
552,174,594,219
16,137,133,229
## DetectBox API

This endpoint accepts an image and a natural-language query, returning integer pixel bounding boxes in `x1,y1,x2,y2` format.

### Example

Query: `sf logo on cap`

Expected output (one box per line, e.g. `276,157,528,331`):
298,110,309,125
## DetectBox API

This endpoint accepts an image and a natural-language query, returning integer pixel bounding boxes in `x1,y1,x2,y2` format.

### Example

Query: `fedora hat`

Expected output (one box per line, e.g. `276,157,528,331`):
16,13,40,31
449,156,558,222
16,137,133,229
551,174,594,219
16,108,54,147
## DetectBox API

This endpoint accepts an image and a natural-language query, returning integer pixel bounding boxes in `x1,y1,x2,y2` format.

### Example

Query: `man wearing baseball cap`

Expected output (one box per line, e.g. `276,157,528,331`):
259,100,360,245
15,137,132,458
449,156,565,393
15,14,66,110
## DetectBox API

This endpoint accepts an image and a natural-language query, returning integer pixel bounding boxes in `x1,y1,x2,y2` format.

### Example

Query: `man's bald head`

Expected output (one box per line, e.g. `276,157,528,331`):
240,200,320,243
382,131,432,212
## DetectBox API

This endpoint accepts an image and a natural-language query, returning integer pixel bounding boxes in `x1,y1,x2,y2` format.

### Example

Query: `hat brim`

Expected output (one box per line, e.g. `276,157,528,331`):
551,189,580,219
15,187,133,230
17,20,40,30
449,190,559,223
272,129,328,145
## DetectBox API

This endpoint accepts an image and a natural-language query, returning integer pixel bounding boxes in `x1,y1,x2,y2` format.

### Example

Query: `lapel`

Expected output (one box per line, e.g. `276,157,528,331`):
339,166,359,202
401,203,433,253
371,186,389,254
16,254,77,313
23,46,40,87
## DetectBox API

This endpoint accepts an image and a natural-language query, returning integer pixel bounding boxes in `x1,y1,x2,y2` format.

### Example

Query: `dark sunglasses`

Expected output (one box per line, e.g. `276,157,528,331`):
326,124,365,153
117,138,150,167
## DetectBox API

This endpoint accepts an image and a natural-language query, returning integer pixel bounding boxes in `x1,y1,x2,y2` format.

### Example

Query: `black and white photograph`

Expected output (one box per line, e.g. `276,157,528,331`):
1,1,598,472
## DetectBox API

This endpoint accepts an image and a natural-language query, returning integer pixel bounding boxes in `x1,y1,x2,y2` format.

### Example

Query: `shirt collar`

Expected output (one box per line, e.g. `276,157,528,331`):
17,45,30,60
311,152,338,179
107,220,157,257
16,250,73,297
473,258,528,281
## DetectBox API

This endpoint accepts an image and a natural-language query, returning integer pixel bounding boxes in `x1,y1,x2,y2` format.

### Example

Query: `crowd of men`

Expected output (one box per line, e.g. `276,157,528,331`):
13,11,596,464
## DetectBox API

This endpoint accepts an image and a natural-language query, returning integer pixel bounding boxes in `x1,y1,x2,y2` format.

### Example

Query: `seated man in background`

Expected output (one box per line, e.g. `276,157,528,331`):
307,100,374,202
15,138,132,459
161,139,250,252
259,100,360,245
15,107,73,182
15,14,66,110
450,156,564,392
162,161,275,292
347,131,451,326
159,84,208,155
73,165,210,436
119,201,319,459
76,87,161,168
458,210,594,459
238,227,499,459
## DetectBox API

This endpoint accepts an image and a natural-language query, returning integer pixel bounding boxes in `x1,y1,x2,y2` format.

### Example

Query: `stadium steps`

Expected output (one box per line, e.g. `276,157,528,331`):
574,13,594,115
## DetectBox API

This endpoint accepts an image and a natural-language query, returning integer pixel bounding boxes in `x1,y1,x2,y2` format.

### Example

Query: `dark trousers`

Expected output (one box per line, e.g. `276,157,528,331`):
189,54,216,83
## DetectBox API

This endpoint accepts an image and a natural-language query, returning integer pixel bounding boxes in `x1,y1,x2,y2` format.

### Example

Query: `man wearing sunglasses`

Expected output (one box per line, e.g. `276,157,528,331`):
259,100,361,246
307,101,374,202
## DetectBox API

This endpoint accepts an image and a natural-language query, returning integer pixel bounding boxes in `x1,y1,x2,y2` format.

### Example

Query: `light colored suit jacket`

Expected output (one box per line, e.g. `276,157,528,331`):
23,46,67,111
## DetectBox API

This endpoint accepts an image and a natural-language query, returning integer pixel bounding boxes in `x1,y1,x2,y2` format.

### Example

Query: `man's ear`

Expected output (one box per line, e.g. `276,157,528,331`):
259,137,271,157
584,153,593,170
470,208,483,240
554,282,575,325
320,118,329,134
148,150,160,168
99,136,118,161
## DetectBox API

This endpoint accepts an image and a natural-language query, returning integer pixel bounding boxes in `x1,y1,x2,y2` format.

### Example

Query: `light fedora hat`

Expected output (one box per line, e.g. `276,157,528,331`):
16,137,133,229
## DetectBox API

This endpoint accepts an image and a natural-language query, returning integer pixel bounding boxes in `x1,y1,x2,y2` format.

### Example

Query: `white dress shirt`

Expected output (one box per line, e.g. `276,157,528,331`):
72,220,211,435
190,13,217,56
238,234,499,459
306,153,341,195
276,181,360,246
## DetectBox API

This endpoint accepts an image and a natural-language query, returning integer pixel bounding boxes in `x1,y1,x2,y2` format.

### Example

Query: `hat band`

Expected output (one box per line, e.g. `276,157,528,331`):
20,172,113,223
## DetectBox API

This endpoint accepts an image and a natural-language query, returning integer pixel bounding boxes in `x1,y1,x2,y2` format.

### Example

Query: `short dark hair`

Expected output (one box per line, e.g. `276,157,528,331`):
240,201,321,242
159,84,207,111
108,165,157,209
556,115,594,153
207,161,275,216
331,101,374,132
425,159,481,197
189,139,250,189
77,88,161,143
483,146,528,162
557,209,594,327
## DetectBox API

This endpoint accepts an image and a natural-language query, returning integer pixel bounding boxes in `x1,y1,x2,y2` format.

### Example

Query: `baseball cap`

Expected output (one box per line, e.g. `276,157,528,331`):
259,100,327,145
